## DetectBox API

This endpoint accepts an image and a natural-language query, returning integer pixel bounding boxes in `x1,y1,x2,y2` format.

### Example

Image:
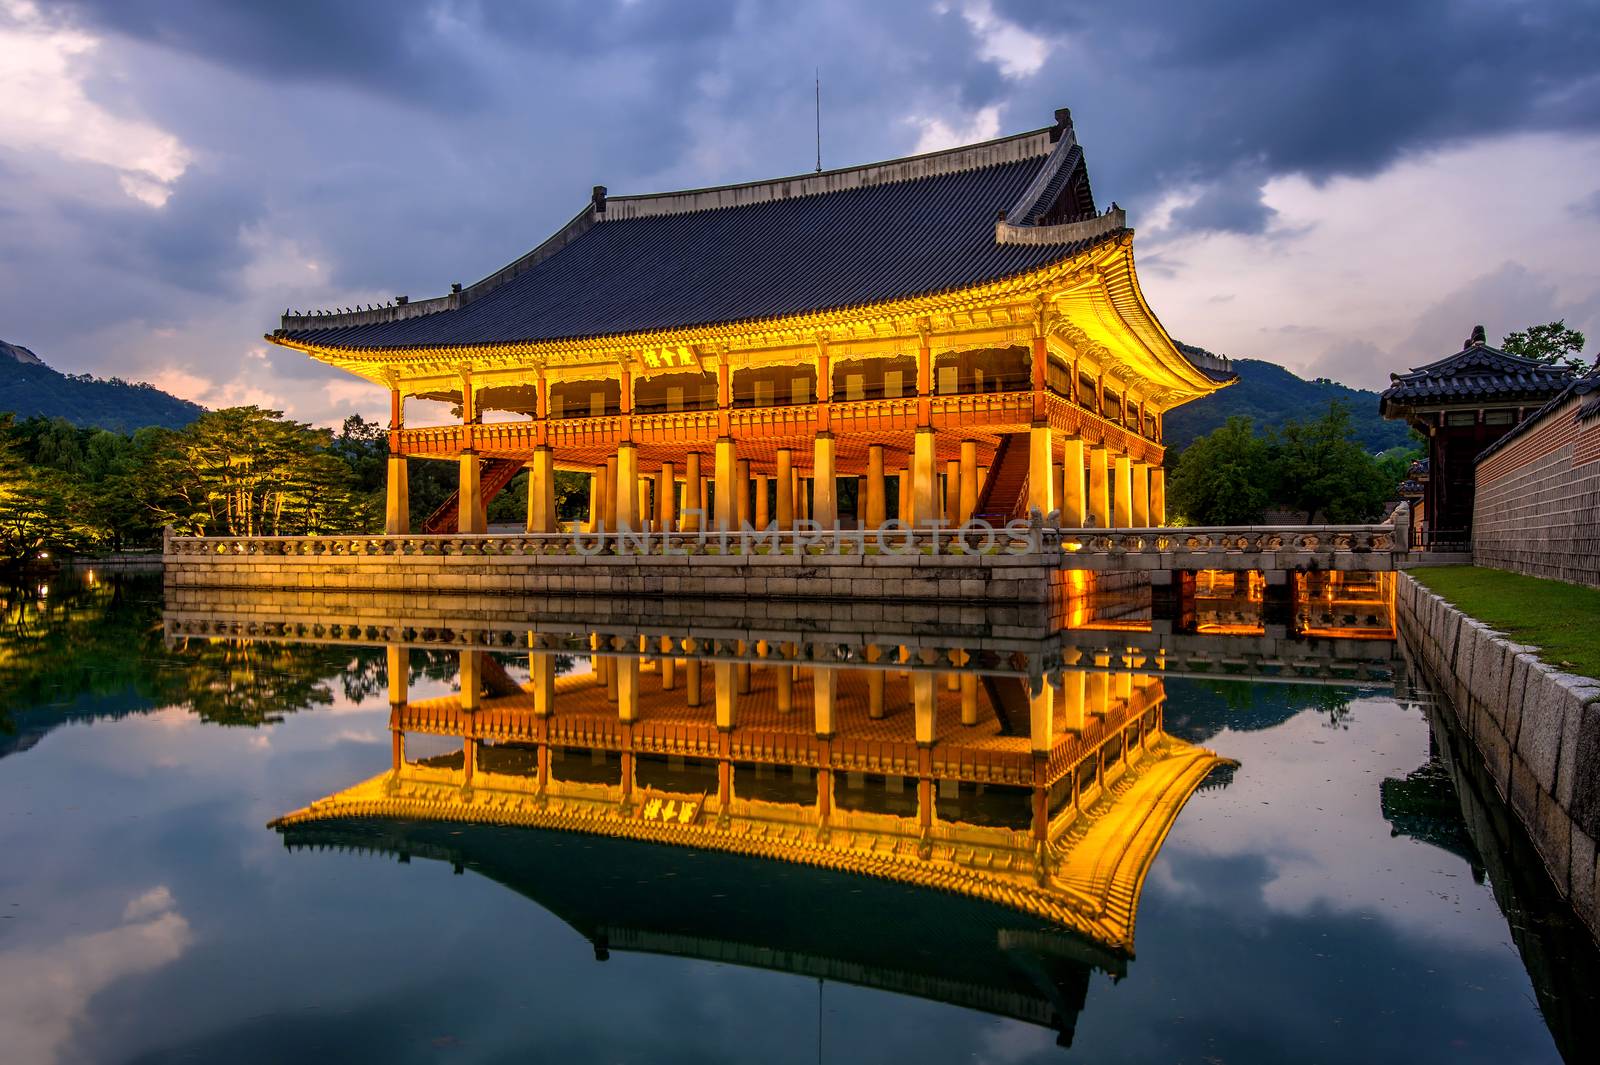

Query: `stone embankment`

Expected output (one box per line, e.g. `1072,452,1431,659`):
1397,573,1600,942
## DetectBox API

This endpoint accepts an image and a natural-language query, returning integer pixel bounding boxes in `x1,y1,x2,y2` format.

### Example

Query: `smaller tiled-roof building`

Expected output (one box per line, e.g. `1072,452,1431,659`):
1379,325,1577,547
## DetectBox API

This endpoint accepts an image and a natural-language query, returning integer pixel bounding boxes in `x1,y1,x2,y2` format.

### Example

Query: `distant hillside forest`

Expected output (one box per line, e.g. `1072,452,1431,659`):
1,339,204,431
1167,346,1412,453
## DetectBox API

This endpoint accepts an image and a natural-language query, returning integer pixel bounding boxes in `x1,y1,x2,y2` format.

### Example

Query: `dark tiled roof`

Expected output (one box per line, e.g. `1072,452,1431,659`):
277,147,1111,351
1476,366,1600,463
1379,329,1577,417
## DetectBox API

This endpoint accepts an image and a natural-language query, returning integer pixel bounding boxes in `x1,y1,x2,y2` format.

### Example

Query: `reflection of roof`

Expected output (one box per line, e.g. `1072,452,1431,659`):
1379,325,1576,416
273,113,1127,352
271,735,1226,952
279,816,1105,1039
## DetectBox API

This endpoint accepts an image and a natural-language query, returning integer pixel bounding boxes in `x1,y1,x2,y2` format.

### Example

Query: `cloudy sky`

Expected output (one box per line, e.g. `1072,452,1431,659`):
2,0,1598,426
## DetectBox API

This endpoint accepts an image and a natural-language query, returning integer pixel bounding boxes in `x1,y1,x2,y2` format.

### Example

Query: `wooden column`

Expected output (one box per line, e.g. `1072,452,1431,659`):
531,651,556,716
387,645,409,709
616,443,640,532
682,452,702,531
776,448,794,530
1031,333,1048,421
736,458,751,527
913,672,936,747
1028,675,1052,755
813,434,837,528
457,452,484,534
813,667,836,739
943,459,961,524
656,461,676,532
715,662,737,730
1113,455,1133,528
603,456,619,530
1061,670,1086,732
527,446,555,533
616,657,640,723
960,673,978,726
1150,467,1167,526
1028,424,1054,518
685,657,703,707
958,440,978,524
865,444,886,529
459,650,481,713
754,474,770,529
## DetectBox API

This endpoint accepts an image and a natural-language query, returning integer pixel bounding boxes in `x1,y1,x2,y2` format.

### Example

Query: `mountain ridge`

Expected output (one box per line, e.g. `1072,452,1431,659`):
0,338,205,432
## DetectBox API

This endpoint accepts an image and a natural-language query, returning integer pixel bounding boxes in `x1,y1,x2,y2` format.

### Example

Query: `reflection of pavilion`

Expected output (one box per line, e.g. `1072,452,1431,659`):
275,644,1228,1039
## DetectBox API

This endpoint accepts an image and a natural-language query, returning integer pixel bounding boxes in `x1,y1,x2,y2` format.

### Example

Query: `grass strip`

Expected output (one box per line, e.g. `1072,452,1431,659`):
1405,565,1600,680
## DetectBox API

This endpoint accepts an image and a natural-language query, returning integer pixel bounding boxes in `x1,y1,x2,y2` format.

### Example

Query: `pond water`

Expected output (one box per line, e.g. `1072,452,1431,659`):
1,570,1595,1064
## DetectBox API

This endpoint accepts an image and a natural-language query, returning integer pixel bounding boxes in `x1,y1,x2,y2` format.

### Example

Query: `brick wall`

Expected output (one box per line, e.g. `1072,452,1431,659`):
1474,395,1600,588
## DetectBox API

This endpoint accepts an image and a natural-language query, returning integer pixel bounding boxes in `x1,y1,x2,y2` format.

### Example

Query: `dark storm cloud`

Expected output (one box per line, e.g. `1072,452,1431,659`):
995,0,1600,233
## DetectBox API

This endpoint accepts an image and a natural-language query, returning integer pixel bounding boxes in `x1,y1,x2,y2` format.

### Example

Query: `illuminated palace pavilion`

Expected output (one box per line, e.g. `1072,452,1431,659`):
269,109,1233,535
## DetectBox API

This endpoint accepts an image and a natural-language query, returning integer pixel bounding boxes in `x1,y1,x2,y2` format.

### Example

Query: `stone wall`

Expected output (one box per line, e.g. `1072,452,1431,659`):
1397,573,1600,942
163,543,1066,605
1474,393,1600,588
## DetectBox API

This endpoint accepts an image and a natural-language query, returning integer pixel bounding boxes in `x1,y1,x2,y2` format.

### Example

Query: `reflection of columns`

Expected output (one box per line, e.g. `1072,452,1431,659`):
715,663,737,730
603,456,619,530
813,668,836,738
386,645,409,708
661,655,676,691
960,674,978,726
682,452,702,531
958,440,978,524
462,737,478,783
458,453,485,534
912,428,937,526
1061,671,1086,732
459,650,481,712
616,443,640,532
913,672,936,746
528,446,555,533
685,658,703,707
776,449,794,530
530,651,555,716
813,434,837,528
385,455,409,534
714,438,736,531
735,458,751,527
616,657,640,722
1059,438,1086,527
1132,461,1150,527
865,445,886,529
1113,456,1133,527
1028,424,1054,517
754,474,770,529
657,461,676,532
776,661,793,712
1150,467,1167,526
1029,674,1052,754
1088,447,1110,528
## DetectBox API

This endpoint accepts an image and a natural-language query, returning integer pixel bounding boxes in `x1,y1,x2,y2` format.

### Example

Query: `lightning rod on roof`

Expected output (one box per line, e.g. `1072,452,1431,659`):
815,69,822,173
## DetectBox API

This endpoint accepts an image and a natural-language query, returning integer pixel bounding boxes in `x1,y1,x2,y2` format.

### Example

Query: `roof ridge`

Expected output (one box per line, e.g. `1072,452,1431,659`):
600,120,1066,221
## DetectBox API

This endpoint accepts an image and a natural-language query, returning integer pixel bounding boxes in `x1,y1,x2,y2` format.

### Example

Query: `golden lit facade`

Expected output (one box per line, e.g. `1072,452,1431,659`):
268,109,1231,536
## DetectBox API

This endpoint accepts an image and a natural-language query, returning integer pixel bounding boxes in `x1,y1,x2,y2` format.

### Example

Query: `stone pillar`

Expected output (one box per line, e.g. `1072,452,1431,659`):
714,438,736,531
735,458,751,527
959,440,978,525
1028,424,1054,518
897,469,911,524
865,445,887,529
636,476,650,530
912,428,937,526
586,472,599,532
715,662,737,730
1088,447,1110,528
458,452,485,534
754,474,770,529
527,447,555,533
1132,461,1151,527
913,672,936,747
1150,467,1167,526
616,443,640,532
1113,455,1133,528
682,452,702,531
603,456,619,530
944,459,961,523
813,668,836,738
1059,438,1086,527
813,434,837,529
531,651,556,716
385,454,410,534
1029,675,1052,754
776,448,794,530
656,461,676,532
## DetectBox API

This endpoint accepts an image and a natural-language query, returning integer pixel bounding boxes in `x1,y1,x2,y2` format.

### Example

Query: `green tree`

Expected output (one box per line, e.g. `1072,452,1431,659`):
1501,320,1587,369
1168,416,1273,525
1273,400,1387,523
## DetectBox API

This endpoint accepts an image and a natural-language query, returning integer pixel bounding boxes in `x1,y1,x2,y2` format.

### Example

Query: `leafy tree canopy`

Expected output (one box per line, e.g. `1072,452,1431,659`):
1501,320,1588,369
